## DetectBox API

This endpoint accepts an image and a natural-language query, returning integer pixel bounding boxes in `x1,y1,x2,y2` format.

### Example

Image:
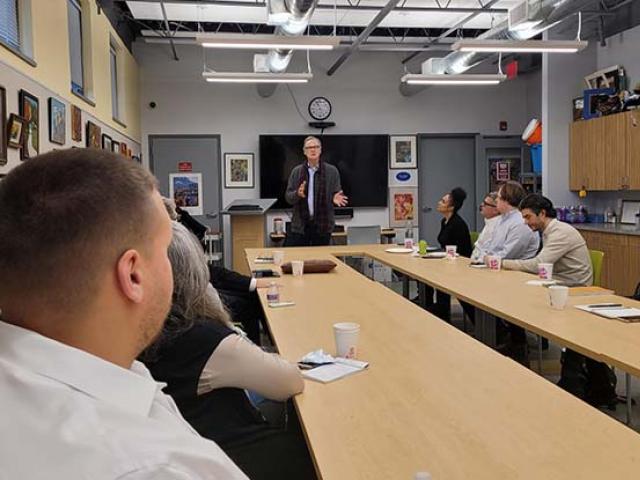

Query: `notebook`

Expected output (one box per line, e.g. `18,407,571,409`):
302,358,369,383
575,304,640,322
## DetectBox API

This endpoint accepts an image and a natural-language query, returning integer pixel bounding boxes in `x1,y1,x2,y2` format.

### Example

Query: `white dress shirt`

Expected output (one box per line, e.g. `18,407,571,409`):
471,215,499,261
307,163,318,218
0,320,248,480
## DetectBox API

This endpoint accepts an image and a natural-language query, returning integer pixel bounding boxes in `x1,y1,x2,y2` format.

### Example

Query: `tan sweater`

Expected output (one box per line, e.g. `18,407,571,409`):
502,219,593,287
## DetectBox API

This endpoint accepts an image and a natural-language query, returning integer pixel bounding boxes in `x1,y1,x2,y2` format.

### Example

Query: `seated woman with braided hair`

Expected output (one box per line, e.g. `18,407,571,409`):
140,222,316,480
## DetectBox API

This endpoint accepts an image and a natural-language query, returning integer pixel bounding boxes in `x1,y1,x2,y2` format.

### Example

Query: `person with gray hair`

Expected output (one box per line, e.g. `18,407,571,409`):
285,135,348,246
470,191,500,262
141,222,315,480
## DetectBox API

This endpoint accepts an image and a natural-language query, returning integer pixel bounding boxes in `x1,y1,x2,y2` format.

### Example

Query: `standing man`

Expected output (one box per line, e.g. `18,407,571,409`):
285,136,348,246
0,149,248,479
502,194,616,407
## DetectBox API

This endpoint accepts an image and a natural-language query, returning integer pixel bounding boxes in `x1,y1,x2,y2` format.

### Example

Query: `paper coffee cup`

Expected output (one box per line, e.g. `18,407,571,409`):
445,245,457,259
291,260,304,276
273,250,285,266
333,322,360,359
548,285,569,310
538,263,554,280
487,255,501,271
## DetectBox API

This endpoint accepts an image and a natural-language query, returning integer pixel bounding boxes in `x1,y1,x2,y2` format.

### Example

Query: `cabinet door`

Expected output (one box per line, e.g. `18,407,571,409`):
627,111,640,190
569,121,590,191
599,233,629,295
627,236,640,297
601,113,627,190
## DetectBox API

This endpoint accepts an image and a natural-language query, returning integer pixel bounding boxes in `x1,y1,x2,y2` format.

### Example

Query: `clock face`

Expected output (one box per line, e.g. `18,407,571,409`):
308,96,332,121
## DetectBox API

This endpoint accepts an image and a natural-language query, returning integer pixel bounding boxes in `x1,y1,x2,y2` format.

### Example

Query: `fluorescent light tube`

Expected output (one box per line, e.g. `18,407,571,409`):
196,33,339,51
203,72,313,84
451,39,588,53
400,73,506,85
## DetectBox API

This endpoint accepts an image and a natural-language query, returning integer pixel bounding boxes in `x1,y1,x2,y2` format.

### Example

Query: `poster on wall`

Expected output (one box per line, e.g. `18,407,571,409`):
71,105,82,142
19,89,39,160
389,187,418,228
496,161,510,182
48,97,66,146
224,153,254,188
170,173,203,216
86,121,101,149
390,135,417,169
0,86,7,165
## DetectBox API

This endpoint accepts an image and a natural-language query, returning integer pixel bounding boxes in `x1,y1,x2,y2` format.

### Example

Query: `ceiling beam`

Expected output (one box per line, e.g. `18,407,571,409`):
401,0,504,64
327,0,403,75
159,0,179,60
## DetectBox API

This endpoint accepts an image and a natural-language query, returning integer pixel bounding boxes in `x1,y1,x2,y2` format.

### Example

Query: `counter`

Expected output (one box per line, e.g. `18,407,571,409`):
574,223,640,236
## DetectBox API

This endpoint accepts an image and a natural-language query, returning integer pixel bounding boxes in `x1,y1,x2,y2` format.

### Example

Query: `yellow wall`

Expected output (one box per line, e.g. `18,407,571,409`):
0,0,140,141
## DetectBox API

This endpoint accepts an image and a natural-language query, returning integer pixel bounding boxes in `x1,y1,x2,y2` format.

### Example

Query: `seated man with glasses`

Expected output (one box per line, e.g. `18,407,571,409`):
284,136,348,247
470,191,500,263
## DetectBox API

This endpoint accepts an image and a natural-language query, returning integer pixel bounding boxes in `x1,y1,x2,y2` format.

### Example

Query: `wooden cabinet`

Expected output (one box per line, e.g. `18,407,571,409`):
627,110,640,190
569,112,632,191
579,229,640,296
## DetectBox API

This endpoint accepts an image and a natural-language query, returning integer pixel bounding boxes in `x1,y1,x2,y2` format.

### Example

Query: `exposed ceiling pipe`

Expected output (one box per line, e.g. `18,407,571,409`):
399,0,595,96
257,0,319,98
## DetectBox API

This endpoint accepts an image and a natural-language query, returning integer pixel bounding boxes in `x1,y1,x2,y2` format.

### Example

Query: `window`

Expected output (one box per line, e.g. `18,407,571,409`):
67,0,84,96
0,0,20,50
110,42,119,119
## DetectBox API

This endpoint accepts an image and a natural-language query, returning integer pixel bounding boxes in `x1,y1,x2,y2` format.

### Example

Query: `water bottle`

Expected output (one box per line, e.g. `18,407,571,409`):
404,220,414,249
266,282,279,304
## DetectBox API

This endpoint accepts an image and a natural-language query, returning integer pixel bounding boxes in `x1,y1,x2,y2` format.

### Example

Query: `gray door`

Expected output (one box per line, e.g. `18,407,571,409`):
149,135,222,232
418,135,477,245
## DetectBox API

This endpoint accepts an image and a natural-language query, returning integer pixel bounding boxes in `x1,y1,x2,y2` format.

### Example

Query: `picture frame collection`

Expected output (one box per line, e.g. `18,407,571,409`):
1,86,137,165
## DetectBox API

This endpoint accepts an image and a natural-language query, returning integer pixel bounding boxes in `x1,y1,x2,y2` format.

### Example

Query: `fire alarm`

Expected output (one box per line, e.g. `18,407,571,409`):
499,121,508,131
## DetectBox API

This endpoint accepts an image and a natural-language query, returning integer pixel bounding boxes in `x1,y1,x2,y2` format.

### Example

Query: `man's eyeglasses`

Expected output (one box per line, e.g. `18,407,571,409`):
304,145,321,150
479,201,497,210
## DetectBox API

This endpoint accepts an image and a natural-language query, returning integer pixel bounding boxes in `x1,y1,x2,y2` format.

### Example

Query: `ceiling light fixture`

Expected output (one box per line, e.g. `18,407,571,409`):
203,71,313,84
400,73,507,85
451,39,588,53
196,33,340,51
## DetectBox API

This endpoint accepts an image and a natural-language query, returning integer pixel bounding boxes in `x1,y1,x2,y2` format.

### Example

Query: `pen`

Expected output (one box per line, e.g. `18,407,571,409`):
587,303,623,309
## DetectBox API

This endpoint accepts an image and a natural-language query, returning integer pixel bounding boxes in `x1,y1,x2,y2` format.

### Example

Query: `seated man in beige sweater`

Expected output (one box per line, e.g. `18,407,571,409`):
502,194,592,286
503,194,617,408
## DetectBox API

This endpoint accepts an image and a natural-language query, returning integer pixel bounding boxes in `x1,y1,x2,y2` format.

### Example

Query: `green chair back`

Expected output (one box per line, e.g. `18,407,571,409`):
470,231,480,245
589,249,604,287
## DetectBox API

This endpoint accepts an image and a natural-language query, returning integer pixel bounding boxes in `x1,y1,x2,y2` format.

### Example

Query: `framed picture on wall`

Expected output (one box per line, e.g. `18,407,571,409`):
86,121,101,149
0,86,7,165
390,135,417,169
19,89,39,160
170,172,204,216
48,97,66,145
120,142,127,155
7,114,25,149
102,134,112,151
111,140,120,153
389,187,418,228
71,105,82,142
224,152,254,188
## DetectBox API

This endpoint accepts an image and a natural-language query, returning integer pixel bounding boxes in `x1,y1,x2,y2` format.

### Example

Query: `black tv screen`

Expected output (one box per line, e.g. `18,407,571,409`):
260,134,389,209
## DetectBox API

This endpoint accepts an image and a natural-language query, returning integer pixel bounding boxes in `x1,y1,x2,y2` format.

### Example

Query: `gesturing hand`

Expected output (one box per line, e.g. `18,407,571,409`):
333,190,348,207
297,181,307,199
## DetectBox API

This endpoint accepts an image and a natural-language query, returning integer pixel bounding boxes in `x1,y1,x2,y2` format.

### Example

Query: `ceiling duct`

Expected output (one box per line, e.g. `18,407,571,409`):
257,0,319,97
400,0,594,96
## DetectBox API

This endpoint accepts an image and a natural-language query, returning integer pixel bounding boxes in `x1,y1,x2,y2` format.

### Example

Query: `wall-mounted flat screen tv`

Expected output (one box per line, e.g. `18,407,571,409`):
259,134,389,209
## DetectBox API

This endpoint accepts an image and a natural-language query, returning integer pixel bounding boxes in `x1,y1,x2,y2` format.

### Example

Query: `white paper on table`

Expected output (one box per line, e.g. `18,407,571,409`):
575,305,640,319
302,359,369,383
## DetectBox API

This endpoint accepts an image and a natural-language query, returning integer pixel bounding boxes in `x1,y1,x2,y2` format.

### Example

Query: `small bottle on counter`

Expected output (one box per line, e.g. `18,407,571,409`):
266,282,279,304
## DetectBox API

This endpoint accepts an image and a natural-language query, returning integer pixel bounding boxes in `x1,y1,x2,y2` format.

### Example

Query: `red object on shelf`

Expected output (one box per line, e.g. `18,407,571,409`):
506,60,518,79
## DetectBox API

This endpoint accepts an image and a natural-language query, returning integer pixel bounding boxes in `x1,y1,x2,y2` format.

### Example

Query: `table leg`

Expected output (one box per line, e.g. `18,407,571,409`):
418,282,427,308
537,335,543,374
402,275,410,299
626,373,632,426
475,310,496,348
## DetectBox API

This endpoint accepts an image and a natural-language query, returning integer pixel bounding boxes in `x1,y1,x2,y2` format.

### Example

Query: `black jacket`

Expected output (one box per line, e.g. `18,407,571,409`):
437,213,472,258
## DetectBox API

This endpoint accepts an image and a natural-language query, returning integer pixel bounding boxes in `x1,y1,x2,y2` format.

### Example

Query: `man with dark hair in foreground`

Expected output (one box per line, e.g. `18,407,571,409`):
0,149,248,479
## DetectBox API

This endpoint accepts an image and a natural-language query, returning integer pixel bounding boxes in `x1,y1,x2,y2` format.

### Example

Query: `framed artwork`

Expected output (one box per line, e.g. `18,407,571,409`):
102,133,112,151
390,135,417,169
572,97,584,121
86,121,101,148
169,172,203,216
389,187,418,228
71,105,82,141
584,65,624,91
120,142,127,155
19,89,39,160
0,86,6,165
7,114,25,149
111,140,120,153
224,152,254,188
48,97,66,145
132,155,141,164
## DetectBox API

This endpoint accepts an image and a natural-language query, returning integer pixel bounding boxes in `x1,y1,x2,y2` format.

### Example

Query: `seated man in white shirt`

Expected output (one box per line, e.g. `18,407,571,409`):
470,191,499,262
0,149,248,479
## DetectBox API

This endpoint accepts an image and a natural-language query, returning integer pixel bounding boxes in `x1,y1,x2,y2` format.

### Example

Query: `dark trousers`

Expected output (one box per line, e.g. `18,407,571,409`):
218,289,264,345
285,222,331,247
423,285,476,324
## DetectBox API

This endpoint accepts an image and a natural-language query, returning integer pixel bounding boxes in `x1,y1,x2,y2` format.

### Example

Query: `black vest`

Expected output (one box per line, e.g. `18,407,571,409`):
143,320,267,448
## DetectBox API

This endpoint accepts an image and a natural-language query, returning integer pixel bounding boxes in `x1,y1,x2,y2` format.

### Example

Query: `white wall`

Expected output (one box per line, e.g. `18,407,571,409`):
0,58,141,175
137,43,535,261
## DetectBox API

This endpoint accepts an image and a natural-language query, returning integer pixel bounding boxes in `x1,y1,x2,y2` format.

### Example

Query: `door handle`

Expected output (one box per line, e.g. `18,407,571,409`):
422,207,432,213
206,212,219,219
